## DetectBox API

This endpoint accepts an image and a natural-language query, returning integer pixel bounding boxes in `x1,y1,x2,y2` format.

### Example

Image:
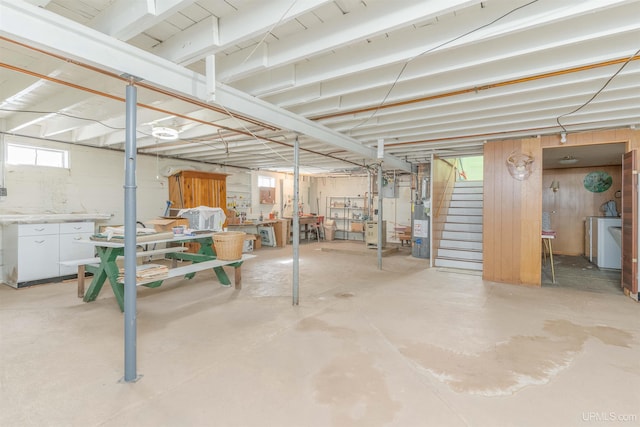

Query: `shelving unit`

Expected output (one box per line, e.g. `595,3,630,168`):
326,196,367,241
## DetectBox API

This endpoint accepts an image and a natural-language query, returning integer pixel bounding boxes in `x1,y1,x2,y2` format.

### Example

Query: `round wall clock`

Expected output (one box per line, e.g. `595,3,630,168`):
583,171,613,193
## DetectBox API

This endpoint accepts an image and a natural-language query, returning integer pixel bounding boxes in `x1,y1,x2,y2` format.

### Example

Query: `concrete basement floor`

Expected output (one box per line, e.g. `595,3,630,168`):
1,241,639,427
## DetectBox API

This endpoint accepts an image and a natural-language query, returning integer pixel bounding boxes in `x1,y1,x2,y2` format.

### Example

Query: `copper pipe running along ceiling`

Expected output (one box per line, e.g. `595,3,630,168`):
0,36,278,132
1,37,369,168
0,61,264,138
0,64,366,168
310,55,640,121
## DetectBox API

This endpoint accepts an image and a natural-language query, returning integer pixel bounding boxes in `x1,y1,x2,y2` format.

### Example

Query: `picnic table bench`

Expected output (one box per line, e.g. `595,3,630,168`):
60,246,189,298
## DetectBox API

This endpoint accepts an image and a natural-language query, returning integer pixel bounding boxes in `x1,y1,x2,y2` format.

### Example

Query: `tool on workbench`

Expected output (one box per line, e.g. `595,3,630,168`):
163,200,172,216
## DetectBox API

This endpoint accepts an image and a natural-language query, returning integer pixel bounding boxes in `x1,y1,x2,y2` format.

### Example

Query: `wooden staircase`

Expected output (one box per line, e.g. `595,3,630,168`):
434,180,483,271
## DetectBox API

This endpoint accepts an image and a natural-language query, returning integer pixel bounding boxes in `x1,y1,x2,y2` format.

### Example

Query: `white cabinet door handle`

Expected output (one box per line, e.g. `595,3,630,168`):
35,227,45,231
35,240,45,244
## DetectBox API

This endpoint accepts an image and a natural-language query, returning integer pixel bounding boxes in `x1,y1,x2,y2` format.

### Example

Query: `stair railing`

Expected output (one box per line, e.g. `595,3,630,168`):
432,157,460,261
434,158,459,219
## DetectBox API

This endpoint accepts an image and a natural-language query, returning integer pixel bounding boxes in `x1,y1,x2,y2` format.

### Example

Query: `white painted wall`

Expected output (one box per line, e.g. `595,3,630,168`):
0,136,285,272
0,135,412,281
312,174,412,242
0,137,253,223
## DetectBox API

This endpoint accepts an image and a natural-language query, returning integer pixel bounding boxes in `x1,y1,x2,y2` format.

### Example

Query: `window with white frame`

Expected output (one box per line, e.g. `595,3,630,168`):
258,175,276,204
258,175,276,188
6,143,69,168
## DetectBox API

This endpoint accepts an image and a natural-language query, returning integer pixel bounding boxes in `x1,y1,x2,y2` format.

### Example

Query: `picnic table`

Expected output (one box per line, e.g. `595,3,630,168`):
71,232,254,311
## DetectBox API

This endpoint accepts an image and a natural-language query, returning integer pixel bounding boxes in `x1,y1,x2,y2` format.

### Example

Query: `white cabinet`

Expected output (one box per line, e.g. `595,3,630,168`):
3,221,95,287
59,222,95,276
15,223,60,284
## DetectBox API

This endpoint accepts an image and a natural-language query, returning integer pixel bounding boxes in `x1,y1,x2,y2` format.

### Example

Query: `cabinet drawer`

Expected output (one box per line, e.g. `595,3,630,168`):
18,223,59,237
60,221,94,234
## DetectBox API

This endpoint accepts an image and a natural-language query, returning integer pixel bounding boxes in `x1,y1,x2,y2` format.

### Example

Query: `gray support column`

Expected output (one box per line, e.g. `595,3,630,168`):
377,163,383,270
429,153,434,269
279,179,284,219
292,137,300,305
123,83,139,382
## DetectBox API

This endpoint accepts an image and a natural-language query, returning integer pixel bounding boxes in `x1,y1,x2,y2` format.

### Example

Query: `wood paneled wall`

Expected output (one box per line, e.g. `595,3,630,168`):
483,138,542,286
482,128,639,287
540,128,639,149
542,165,622,256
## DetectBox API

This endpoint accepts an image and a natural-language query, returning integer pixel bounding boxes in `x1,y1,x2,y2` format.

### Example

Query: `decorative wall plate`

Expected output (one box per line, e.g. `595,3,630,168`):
583,171,612,193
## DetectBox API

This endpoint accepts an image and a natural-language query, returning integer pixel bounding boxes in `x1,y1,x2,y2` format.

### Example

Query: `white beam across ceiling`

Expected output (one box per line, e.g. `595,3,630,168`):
1,0,210,101
154,0,332,64
217,0,481,82
24,0,50,5
215,83,411,171
263,2,640,110
89,0,197,41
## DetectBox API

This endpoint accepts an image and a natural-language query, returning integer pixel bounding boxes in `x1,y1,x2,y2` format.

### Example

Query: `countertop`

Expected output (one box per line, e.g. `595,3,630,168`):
0,213,112,224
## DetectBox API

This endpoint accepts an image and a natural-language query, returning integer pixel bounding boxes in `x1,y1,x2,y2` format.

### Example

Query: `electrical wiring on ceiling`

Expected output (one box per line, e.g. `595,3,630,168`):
347,0,541,131
556,45,640,133
220,0,300,85
0,108,125,131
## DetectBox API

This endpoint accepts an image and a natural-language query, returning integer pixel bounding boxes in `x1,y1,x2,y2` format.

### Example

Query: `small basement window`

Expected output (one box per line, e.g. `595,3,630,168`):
6,143,69,168
258,175,276,188
258,175,276,204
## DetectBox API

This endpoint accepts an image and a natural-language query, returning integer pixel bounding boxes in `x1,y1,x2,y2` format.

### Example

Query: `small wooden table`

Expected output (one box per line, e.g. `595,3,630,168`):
285,216,319,241
542,233,556,284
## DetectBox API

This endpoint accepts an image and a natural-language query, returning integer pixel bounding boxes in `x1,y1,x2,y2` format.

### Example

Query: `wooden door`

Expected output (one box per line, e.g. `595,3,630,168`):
621,150,637,299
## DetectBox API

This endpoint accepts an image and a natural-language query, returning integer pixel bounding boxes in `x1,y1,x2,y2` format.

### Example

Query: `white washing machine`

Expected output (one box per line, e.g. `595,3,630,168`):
585,217,621,269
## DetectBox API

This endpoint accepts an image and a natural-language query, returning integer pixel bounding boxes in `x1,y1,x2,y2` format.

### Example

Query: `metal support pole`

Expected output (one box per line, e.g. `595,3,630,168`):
367,168,373,219
637,162,640,297
123,83,140,383
292,137,300,305
429,153,434,268
377,163,383,270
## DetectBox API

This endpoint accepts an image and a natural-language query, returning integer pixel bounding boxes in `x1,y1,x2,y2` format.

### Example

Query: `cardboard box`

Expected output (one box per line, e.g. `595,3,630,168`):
351,222,364,232
146,217,189,232
242,239,253,253
253,234,262,249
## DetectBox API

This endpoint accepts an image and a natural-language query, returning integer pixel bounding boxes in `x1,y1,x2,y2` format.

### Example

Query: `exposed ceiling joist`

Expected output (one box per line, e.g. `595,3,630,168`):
1,0,410,172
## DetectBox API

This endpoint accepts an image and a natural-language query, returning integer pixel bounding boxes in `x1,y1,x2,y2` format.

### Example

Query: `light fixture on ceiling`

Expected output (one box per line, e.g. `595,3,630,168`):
558,156,578,165
560,132,567,143
151,126,179,140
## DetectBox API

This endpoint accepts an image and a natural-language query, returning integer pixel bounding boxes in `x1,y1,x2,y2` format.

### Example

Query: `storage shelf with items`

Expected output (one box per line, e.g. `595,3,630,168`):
326,196,368,241
226,191,251,211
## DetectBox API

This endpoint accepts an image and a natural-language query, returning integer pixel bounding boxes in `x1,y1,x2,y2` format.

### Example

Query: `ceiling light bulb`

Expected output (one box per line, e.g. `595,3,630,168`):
152,126,179,140
560,132,567,143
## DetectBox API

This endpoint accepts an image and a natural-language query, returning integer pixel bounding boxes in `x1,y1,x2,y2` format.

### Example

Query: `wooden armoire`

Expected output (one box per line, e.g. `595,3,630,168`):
168,170,228,253
168,170,228,210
